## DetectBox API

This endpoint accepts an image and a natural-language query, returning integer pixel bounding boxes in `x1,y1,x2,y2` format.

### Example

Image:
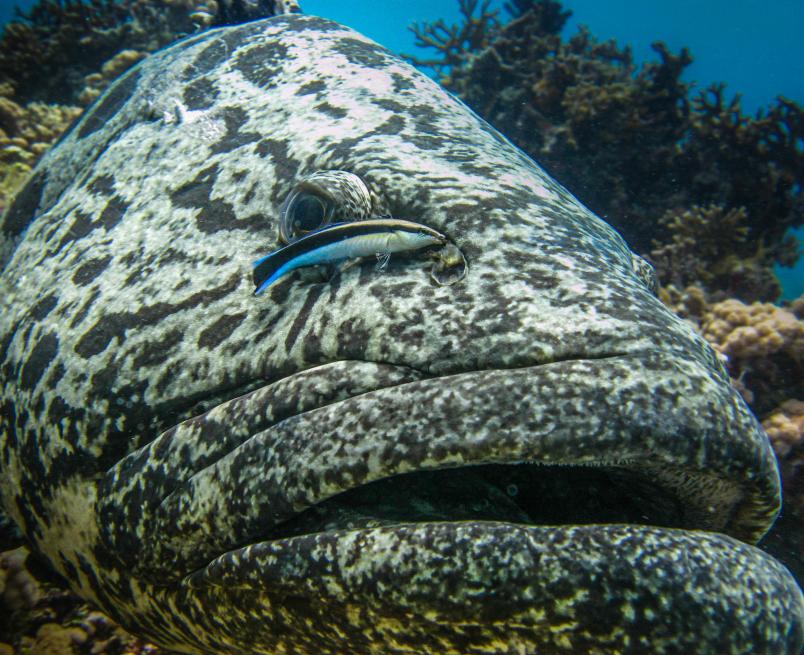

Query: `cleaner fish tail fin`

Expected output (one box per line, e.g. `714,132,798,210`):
253,252,288,295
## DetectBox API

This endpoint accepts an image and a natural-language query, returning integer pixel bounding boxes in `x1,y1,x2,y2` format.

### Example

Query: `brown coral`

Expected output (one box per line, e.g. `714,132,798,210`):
765,399,804,462
764,400,804,518
0,94,81,215
0,547,168,654
78,49,148,106
658,284,709,322
648,204,783,302
762,400,804,578
700,297,803,413
1,548,41,614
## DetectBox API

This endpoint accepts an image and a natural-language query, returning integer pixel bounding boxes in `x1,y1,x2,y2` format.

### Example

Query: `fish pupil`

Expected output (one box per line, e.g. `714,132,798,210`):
291,193,327,233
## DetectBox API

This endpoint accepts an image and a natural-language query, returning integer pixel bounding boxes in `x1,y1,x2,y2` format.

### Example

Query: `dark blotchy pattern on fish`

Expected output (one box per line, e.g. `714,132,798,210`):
0,12,801,655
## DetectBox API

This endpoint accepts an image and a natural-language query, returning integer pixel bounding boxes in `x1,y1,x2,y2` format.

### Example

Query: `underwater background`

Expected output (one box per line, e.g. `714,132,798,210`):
0,0,801,652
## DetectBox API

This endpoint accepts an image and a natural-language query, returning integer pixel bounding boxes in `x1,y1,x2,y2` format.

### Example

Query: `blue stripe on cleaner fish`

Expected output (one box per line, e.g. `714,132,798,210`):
252,219,447,294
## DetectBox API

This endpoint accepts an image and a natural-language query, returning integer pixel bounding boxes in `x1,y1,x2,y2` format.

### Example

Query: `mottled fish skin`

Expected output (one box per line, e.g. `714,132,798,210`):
0,13,801,655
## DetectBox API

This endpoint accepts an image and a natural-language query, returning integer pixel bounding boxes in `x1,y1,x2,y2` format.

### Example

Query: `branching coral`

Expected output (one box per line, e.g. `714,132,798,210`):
682,87,803,265
407,0,803,301
408,0,501,83
649,204,785,302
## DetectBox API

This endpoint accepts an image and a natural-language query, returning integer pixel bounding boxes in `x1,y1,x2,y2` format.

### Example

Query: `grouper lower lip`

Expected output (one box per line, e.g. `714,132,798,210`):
183,524,800,655
98,352,780,582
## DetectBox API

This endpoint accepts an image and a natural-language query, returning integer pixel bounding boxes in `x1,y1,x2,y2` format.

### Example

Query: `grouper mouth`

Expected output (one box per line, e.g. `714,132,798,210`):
258,461,693,541
95,352,801,651
101,351,781,592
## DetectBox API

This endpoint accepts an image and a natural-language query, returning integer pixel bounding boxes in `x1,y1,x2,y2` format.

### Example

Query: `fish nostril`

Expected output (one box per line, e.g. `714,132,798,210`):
430,242,468,286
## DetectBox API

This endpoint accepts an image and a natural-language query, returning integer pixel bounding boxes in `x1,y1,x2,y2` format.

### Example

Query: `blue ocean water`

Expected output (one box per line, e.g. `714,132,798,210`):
1,0,802,297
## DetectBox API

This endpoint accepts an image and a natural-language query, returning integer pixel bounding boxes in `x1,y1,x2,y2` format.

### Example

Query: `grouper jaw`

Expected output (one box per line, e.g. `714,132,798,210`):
175,523,803,655
97,352,779,585
184,523,799,631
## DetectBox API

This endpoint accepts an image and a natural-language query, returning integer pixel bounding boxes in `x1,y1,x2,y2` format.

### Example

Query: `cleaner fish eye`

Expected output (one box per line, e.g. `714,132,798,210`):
279,170,373,243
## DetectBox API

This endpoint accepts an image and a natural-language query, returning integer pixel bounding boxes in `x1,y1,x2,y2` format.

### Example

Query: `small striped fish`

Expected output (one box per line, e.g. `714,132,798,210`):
253,219,446,294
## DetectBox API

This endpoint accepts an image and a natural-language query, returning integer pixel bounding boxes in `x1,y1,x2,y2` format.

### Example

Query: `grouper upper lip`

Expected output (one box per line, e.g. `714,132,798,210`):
98,351,781,585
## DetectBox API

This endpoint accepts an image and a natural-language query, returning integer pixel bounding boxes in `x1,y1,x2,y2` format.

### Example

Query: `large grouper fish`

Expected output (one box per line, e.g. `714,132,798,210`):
0,6,802,655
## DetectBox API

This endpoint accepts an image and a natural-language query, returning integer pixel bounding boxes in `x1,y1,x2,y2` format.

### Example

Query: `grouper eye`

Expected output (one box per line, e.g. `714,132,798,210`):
279,170,375,243
287,192,329,233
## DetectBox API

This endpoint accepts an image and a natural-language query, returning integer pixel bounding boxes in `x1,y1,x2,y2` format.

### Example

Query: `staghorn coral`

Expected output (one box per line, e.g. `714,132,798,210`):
407,0,501,83
700,297,803,414
408,0,803,301
648,204,784,302
685,87,803,257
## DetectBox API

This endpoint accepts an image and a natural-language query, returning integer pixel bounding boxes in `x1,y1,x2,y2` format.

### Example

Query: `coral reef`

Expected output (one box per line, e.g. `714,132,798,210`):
1,547,166,654
649,205,786,302
764,400,804,515
408,0,803,303
0,89,82,215
700,297,802,414
0,0,297,107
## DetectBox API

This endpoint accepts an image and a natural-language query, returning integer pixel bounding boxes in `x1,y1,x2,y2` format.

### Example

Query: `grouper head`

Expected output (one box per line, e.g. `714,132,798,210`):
0,13,802,655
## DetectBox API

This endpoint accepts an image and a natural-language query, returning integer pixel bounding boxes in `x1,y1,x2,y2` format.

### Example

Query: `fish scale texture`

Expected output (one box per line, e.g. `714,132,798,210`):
0,13,801,655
